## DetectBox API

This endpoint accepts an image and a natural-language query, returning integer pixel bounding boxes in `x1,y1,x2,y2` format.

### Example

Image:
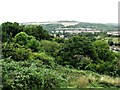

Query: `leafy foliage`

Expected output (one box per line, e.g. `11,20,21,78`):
57,36,98,68
23,25,51,40
26,38,40,52
2,42,32,61
2,59,67,90
2,22,22,42
32,52,55,67
39,40,60,56
14,32,40,52
14,32,29,45
1,21,120,89
93,40,115,61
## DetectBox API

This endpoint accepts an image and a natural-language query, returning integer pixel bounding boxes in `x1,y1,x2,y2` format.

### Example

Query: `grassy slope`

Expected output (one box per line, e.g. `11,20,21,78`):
53,65,120,88
1,59,120,88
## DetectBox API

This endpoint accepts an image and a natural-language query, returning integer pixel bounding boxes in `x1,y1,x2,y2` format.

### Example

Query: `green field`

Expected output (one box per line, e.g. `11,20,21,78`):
104,37,119,43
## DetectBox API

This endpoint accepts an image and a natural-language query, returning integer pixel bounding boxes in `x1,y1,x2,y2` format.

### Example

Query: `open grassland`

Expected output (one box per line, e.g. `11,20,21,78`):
105,37,119,43
112,38,119,43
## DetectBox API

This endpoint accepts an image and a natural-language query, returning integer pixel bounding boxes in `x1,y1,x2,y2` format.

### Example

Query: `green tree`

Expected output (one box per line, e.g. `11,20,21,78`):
39,40,60,56
57,36,98,68
93,40,115,61
2,22,22,42
79,33,96,41
14,32,40,52
23,25,51,40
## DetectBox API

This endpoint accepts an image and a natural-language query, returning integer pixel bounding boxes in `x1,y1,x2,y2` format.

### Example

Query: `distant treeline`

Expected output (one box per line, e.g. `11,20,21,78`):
41,22,118,33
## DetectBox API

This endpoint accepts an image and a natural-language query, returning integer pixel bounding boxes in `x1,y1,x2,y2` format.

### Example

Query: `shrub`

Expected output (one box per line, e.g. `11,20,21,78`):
27,38,40,52
14,32,40,52
13,48,32,61
2,59,68,90
32,52,55,67
93,40,115,62
39,40,60,56
14,32,29,45
2,42,32,61
85,60,118,76
52,37,65,43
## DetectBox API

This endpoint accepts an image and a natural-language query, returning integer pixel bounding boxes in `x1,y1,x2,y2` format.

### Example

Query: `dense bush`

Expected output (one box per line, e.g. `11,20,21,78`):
93,40,115,61
32,52,55,67
39,40,60,56
52,37,65,43
2,42,32,61
57,36,98,67
14,32,40,52
86,59,118,76
14,32,29,45
2,59,67,90
26,38,40,52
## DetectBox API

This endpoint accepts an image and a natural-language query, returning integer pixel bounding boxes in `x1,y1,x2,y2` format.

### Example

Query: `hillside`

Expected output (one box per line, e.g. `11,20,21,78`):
1,22,120,89
1,59,120,88
40,21,118,32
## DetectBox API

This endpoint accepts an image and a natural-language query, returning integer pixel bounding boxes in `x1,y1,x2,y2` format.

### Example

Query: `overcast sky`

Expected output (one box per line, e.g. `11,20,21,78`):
0,0,119,24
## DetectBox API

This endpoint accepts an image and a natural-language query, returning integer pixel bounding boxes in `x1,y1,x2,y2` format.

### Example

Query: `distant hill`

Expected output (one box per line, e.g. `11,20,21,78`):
41,24,64,32
21,21,118,32
65,22,118,31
